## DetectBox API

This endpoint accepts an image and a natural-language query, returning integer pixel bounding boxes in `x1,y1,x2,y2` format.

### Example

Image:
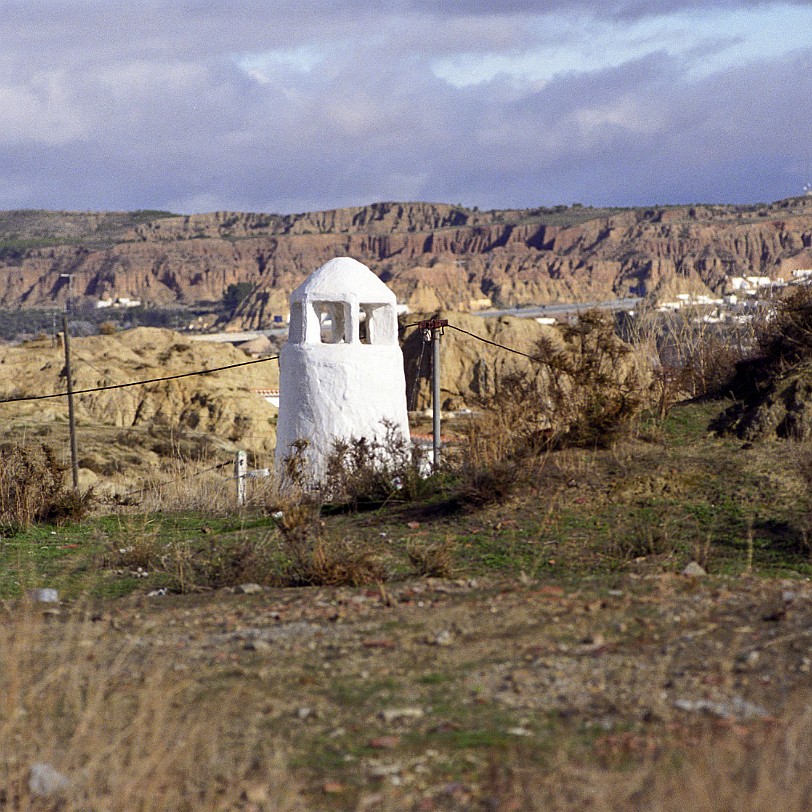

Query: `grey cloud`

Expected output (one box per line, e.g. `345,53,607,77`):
0,1,808,213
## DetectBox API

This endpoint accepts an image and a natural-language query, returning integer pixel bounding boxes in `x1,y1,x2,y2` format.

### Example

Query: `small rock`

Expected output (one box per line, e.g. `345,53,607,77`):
28,588,59,603
507,727,533,737
244,639,272,653
243,784,270,804
237,583,264,595
362,638,396,649
322,781,345,794
674,696,769,720
296,707,314,720
369,736,400,749
681,562,707,577
29,762,69,797
432,630,454,646
380,707,424,724
736,650,760,669
368,761,403,779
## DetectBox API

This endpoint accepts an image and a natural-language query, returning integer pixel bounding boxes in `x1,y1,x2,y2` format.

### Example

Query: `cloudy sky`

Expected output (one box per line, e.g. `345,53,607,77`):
0,0,810,214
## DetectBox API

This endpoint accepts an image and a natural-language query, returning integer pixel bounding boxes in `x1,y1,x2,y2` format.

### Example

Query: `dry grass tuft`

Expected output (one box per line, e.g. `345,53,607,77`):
0,605,303,811
0,442,93,529
407,536,456,578
272,506,386,587
481,695,812,811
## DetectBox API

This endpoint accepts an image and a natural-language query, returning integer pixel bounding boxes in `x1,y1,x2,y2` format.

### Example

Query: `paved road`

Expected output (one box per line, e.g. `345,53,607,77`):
473,297,641,319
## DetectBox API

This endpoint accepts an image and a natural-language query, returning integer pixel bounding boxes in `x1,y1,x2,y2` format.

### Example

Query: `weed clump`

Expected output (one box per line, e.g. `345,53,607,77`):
534,311,648,448
712,287,812,440
452,312,648,507
272,506,386,587
106,515,278,593
407,537,456,578
0,442,93,529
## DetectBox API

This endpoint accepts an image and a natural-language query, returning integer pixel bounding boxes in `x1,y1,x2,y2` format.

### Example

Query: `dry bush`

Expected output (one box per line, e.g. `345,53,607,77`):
0,605,303,811
481,695,812,811
0,443,93,529
105,515,279,593
757,284,812,369
453,312,645,506
407,537,456,578
271,505,386,587
623,303,761,411
534,310,649,448
321,421,426,508
127,458,255,515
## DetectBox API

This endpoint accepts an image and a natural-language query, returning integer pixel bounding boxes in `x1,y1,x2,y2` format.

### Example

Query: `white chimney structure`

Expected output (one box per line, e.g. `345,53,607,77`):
274,257,410,480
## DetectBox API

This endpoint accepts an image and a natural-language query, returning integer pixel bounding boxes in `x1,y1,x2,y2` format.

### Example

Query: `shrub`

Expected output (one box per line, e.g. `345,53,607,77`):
322,421,425,509
106,523,279,593
407,537,456,578
758,285,812,369
621,303,759,412
533,310,648,448
0,443,93,529
271,506,386,587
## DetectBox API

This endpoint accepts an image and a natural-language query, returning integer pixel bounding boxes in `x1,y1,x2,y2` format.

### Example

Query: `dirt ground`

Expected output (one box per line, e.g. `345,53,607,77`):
83,568,812,810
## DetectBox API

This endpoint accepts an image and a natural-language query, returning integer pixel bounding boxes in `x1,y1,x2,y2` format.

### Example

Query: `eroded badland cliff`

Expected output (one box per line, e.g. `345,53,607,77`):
1,197,811,327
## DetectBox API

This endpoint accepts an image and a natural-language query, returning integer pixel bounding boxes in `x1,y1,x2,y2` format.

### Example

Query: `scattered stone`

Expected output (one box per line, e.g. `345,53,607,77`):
243,639,272,652
147,588,168,598
674,696,769,720
369,736,400,749
28,588,59,603
296,707,314,720
29,762,69,797
681,562,707,577
380,708,424,724
322,781,345,794
362,638,396,649
507,726,533,737
243,784,270,804
367,761,403,779
432,630,454,646
237,583,264,595
736,650,760,670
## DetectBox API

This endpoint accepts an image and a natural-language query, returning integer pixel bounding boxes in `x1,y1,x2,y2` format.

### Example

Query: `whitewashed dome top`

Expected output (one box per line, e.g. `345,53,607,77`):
289,257,395,304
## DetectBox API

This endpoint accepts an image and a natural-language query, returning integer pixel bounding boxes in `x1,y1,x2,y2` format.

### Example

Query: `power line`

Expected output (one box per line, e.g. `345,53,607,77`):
445,323,545,363
0,355,280,405
118,460,232,499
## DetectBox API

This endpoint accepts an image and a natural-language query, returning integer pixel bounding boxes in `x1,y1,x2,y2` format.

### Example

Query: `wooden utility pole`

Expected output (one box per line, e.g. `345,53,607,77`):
62,313,79,490
419,319,448,469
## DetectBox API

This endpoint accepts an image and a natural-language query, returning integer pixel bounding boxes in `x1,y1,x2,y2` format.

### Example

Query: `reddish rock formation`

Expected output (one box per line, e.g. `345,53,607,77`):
1,198,811,328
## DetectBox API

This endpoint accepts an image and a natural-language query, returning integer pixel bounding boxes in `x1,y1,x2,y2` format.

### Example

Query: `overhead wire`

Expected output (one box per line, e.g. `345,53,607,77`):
0,354,280,405
119,460,232,499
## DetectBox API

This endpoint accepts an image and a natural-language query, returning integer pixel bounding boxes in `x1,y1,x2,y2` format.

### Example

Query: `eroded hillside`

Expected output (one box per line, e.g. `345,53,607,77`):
1,198,811,328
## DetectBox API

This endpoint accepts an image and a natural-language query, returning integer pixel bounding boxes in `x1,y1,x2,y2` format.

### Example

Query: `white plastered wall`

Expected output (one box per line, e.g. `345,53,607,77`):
275,257,410,481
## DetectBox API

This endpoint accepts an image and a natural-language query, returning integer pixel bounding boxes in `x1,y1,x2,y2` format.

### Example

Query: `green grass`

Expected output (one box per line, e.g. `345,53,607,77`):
0,398,809,601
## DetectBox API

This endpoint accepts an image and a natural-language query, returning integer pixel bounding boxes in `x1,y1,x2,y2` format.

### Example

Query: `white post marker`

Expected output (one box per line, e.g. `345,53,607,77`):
274,257,410,482
235,450,247,507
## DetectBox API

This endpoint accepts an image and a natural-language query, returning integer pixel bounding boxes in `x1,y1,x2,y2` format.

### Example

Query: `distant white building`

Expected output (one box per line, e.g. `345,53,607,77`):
95,296,142,309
